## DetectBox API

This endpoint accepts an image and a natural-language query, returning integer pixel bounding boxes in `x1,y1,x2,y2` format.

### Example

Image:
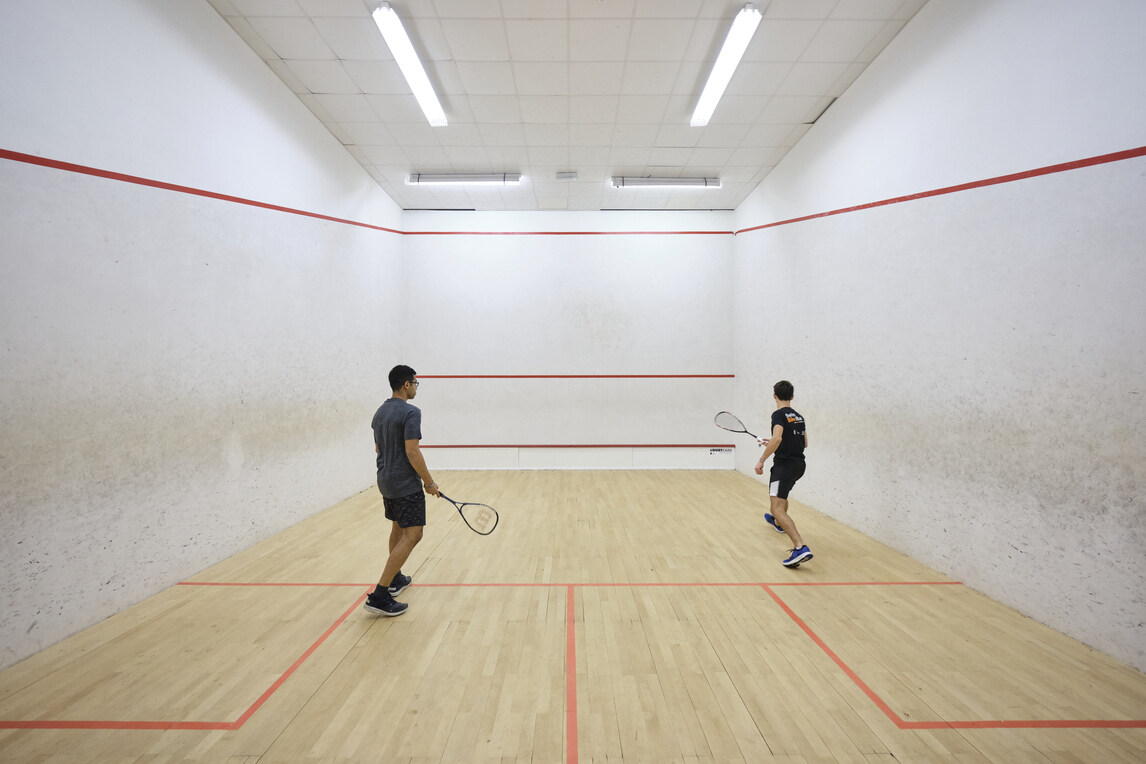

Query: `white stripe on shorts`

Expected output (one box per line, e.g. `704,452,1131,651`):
770,480,781,497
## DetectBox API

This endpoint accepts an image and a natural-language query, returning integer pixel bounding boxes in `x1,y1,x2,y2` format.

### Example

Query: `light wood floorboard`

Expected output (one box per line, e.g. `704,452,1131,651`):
1,470,1144,762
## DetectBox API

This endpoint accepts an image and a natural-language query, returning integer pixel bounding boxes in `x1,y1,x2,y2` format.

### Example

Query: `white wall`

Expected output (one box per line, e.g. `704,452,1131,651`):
732,0,1146,671
400,210,736,471
0,0,404,669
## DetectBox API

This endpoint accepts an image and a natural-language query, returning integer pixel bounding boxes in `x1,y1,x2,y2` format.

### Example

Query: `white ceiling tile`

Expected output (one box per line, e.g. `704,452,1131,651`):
224,17,279,59
613,123,659,146
569,0,636,19
214,0,928,210
856,20,906,62
506,20,568,61
264,59,308,93
313,93,376,122
478,122,526,145
312,17,391,60
764,0,837,20
440,19,510,60
696,123,750,148
727,62,793,96
634,0,703,18
570,63,625,95
569,97,620,124
832,0,904,20
802,20,888,62
745,20,821,62
520,96,570,123
616,95,668,124
514,63,569,95
367,94,428,123
569,123,615,147
776,62,854,96
620,62,680,94
569,19,630,62
339,121,396,145
343,60,408,94
358,145,409,164
297,0,367,16
230,0,304,16
430,0,502,18
388,122,443,146
434,123,484,146
468,95,523,123
524,124,569,146
284,60,359,93
647,147,692,166
456,62,517,95
248,17,333,59
628,20,695,61
654,123,702,148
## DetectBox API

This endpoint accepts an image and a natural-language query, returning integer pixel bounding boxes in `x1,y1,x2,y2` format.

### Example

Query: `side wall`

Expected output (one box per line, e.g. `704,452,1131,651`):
401,211,736,471
0,0,404,669
732,0,1146,671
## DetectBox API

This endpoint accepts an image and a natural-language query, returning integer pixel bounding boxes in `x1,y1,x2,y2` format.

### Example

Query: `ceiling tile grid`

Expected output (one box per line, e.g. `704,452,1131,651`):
207,0,927,210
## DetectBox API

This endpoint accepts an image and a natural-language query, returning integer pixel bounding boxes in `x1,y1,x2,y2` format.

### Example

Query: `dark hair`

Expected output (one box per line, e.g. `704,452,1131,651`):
388,364,417,391
774,380,794,400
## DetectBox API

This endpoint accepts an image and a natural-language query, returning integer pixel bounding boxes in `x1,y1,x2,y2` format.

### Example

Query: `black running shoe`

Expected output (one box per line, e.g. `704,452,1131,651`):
364,593,408,616
388,572,412,596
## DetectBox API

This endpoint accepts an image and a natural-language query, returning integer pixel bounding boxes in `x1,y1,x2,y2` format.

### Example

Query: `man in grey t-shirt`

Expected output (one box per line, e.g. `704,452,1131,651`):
363,365,440,616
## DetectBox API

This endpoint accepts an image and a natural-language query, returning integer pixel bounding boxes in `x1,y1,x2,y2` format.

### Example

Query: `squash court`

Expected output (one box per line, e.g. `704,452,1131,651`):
2,470,1144,762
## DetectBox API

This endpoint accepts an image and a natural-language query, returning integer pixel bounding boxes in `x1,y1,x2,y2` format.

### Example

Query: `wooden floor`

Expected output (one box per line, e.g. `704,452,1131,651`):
1,470,1144,763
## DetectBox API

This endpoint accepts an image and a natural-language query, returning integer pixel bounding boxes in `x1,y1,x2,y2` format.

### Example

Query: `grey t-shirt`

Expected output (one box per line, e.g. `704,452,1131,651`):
372,398,423,498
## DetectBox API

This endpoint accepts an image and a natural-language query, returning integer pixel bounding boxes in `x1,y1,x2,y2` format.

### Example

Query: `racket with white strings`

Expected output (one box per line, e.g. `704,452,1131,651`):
714,411,760,440
438,492,499,535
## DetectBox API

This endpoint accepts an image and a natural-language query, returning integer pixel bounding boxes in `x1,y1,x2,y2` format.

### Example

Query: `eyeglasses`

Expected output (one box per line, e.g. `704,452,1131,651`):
410,380,420,387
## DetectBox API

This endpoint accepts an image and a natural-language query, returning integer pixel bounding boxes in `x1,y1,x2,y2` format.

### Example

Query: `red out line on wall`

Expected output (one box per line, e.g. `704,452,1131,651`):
5,146,1143,238
734,145,1146,236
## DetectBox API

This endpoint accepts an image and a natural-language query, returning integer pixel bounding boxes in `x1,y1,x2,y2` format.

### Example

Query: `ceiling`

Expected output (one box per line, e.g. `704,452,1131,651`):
207,0,927,211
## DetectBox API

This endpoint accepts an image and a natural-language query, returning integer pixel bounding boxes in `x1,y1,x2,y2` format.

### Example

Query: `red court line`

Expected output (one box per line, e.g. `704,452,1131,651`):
735,145,1146,236
762,585,1146,731
0,149,402,235
565,585,579,764
421,443,735,449
418,374,734,379
403,230,732,236
0,590,367,731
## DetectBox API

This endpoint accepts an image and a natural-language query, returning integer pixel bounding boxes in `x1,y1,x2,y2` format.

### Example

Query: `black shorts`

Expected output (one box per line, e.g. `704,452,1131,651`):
769,459,806,500
383,491,426,528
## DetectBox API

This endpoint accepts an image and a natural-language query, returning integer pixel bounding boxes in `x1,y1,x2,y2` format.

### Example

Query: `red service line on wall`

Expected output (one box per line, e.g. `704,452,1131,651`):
418,373,734,379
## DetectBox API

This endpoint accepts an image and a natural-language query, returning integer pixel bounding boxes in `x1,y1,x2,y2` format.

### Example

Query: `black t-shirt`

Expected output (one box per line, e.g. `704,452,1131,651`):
771,406,806,462
372,398,423,498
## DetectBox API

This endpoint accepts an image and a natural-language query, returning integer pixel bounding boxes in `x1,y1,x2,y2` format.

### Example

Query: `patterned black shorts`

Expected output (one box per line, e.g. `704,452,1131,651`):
383,491,426,528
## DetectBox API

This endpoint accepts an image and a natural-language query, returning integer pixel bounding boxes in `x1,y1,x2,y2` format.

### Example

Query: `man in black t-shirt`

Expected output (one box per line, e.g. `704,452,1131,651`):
754,380,812,567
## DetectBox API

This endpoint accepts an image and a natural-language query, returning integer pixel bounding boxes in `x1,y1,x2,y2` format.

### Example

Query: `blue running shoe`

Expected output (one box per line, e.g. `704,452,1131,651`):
782,546,813,567
764,513,787,533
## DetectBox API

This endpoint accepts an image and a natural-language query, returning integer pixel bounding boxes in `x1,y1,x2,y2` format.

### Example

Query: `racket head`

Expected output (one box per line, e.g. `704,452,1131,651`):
439,493,499,535
714,411,755,438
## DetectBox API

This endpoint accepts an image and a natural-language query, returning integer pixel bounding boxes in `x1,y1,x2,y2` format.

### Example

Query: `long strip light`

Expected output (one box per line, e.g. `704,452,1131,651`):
372,3,447,127
407,173,523,186
690,3,763,127
611,177,721,189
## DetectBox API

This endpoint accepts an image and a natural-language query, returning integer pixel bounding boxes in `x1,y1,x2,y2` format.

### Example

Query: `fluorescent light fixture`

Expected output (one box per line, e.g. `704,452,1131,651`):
372,3,447,127
610,177,722,189
407,173,523,186
690,3,763,127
